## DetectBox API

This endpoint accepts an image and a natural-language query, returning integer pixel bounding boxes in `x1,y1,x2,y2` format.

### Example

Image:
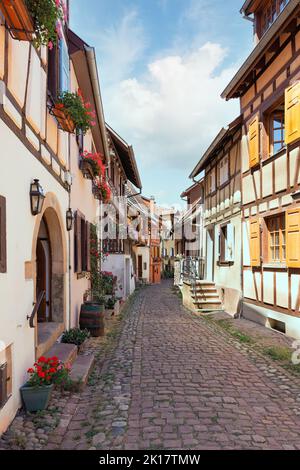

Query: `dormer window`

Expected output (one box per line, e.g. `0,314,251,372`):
260,0,287,36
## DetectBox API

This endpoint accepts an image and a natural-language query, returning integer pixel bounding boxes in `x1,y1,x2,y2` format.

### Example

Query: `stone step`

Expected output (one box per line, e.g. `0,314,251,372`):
69,354,95,391
45,343,78,366
192,293,219,299
195,308,224,313
194,301,223,309
192,287,218,292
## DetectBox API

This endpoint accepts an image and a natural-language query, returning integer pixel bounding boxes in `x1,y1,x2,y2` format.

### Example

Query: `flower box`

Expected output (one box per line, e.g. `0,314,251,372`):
50,103,75,133
20,383,53,413
92,184,102,200
0,0,34,41
80,159,94,180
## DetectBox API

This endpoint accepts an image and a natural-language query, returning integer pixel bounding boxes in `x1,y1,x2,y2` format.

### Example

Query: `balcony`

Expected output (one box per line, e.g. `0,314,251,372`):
103,239,124,254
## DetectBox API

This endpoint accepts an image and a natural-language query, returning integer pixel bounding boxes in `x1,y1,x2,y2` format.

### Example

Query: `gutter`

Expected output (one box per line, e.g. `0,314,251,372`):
84,46,110,163
222,0,300,100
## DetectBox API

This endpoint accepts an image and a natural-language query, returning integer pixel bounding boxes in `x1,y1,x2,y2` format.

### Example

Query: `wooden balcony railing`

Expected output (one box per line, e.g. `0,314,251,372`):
103,239,124,254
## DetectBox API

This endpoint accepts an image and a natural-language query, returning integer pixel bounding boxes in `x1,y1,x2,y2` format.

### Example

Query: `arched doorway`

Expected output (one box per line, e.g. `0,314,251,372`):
32,198,67,357
36,218,51,323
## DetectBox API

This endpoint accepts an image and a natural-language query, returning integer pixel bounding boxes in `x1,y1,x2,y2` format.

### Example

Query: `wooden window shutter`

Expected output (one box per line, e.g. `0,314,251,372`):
74,211,82,273
0,363,8,409
0,196,7,273
285,82,300,145
248,116,260,168
286,208,300,268
249,218,261,267
86,222,91,273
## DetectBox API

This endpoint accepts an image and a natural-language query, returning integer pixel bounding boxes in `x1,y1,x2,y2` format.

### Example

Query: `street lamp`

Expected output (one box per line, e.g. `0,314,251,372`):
30,179,45,216
66,208,74,231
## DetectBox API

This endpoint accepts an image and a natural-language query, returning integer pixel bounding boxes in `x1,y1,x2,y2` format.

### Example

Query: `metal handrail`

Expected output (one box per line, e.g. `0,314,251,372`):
27,291,46,329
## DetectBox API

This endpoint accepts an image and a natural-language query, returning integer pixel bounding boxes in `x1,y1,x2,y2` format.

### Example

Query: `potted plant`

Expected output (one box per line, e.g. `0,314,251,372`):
51,90,96,134
80,150,105,180
25,0,65,48
61,328,90,352
93,178,111,202
20,356,70,412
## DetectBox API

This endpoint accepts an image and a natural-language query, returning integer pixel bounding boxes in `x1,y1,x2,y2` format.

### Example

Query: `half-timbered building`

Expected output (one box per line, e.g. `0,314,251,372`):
222,0,300,337
189,117,243,316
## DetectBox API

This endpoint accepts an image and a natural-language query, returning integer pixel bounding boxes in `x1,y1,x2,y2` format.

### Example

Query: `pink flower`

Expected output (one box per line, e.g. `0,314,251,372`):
91,121,96,127
48,41,54,50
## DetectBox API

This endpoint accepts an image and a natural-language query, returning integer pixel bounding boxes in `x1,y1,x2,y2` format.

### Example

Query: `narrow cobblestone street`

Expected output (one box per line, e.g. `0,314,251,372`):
38,280,300,451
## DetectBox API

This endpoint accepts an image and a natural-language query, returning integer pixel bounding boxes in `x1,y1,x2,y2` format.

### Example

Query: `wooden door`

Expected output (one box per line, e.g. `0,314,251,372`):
36,240,47,322
138,255,143,279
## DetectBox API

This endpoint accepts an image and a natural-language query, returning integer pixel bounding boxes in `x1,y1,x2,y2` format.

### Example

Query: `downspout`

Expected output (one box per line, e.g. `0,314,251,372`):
127,187,142,199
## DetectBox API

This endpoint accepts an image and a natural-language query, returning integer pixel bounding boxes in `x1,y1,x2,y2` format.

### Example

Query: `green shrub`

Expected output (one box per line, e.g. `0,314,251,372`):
61,328,90,347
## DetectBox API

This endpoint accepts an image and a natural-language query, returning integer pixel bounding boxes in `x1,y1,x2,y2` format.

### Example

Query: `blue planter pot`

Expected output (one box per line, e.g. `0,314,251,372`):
20,384,53,413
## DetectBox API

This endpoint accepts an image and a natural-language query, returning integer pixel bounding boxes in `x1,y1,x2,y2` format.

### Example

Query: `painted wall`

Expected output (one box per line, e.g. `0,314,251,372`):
135,246,150,282
102,254,135,300
0,119,69,434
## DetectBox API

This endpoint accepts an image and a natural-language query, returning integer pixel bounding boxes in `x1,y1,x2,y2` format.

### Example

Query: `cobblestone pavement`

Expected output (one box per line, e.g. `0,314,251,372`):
3,281,300,450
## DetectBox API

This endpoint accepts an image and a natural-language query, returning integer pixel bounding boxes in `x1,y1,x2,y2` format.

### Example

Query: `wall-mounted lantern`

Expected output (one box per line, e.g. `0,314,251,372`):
30,179,45,216
66,208,74,232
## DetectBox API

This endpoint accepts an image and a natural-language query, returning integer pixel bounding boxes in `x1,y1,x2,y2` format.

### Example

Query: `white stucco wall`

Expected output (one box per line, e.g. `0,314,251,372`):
0,119,69,434
102,254,135,300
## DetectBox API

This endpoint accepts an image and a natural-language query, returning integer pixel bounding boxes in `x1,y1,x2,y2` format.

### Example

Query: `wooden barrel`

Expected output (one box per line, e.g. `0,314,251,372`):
80,302,105,337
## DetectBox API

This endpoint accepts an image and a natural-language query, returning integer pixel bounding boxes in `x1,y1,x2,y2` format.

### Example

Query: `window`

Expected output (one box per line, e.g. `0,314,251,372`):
261,0,287,36
269,105,285,155
266,215,286,263
0,196,6,273
0,345,12,409
219,157,229,186
219,223,235,263
48,38,69,99
74,212,91,274
59,38,70,93
208,168,216,194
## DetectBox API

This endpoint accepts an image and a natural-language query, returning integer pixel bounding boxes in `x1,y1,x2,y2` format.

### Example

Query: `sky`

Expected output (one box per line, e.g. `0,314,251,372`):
71,0,253,208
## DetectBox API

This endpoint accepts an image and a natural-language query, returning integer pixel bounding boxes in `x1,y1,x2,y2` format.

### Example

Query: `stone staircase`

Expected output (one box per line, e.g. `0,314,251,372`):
191,281,224,313
45,342,95,391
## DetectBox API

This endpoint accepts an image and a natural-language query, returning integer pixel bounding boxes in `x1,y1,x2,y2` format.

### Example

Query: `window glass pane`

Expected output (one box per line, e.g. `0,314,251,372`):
273,142,282,153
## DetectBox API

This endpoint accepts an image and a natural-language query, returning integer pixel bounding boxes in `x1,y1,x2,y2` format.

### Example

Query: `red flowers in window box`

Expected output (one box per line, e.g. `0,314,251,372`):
93,178,111,203
80,150,105,179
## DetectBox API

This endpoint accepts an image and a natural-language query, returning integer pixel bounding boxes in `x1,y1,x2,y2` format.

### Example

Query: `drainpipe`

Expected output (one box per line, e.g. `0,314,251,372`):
68,133,71,331
127,187,142,199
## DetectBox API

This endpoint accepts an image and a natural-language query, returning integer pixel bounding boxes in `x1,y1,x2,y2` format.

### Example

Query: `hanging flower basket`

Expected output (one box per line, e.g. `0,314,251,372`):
52,90,96,135
0,0,34,41
93,179,111,203
80,159,94,180
80,151,105,178
50,103,75,133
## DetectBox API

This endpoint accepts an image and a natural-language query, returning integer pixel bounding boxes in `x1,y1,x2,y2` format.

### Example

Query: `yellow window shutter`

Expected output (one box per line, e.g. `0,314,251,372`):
285,82,300,145
248,116,260,168
249,218,261,267
286,208,300,268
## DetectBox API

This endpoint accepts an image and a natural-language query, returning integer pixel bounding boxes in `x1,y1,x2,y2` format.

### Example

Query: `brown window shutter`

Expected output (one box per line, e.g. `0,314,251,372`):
286,208,300,268
0,196,7,274
248,116,260,168
81,216,86,272
249,218,261,267
285,82,300,145
0,363,8,409
86,222,91,273
74,211,82,273
48,44,58,100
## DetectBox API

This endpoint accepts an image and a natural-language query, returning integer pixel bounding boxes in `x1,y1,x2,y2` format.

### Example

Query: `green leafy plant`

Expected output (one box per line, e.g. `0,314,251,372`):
106,297,116,309
26,0,64,48
56,90,96,134
61,328,90,347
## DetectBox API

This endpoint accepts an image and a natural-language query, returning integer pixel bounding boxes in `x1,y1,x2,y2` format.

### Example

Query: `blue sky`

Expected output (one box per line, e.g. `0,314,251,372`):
71,0,253,207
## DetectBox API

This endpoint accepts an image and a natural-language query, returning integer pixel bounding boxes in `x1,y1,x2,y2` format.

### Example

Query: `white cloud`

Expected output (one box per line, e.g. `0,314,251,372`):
92,10,146,85
103,41,239,171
